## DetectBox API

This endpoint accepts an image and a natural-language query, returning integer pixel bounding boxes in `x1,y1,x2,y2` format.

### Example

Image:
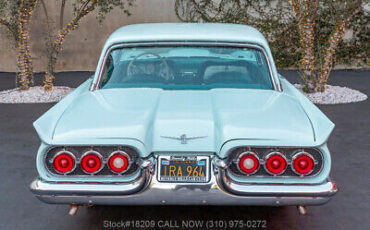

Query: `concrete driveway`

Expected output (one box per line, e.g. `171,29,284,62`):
0,70,369,230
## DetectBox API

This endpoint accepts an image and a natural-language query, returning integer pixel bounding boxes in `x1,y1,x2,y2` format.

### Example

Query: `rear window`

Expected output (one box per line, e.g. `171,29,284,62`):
100,46,273,90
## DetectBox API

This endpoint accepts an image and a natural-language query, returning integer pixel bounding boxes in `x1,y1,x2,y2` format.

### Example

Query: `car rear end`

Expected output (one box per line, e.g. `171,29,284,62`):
31,142,337,208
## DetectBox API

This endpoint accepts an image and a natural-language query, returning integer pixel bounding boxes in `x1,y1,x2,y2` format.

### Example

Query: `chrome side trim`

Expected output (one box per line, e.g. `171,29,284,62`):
93,41,280,91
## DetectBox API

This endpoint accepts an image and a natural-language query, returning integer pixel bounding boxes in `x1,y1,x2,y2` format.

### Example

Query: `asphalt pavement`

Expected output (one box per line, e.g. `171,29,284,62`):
0,70,369,230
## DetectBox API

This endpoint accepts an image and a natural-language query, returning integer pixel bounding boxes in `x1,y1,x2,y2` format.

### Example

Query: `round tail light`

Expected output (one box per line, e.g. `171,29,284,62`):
53,151,76,174
238,152,260,175
264,152,287,175
108,151,130,174
292,152,314,176
80,151,103,174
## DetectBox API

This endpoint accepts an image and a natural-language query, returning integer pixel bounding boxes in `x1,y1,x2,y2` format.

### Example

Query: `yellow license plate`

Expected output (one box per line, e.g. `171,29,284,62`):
158,155,210,183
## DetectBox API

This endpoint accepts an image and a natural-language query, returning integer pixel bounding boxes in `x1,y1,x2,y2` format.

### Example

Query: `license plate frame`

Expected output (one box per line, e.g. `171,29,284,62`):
157,155,210,183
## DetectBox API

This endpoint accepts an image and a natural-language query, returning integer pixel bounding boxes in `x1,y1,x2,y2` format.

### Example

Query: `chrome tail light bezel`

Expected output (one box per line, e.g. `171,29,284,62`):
236,151,261,175
79,150,104,175
263,151,288,176
291,151,316,176
107,150,131,174
51,150,77,175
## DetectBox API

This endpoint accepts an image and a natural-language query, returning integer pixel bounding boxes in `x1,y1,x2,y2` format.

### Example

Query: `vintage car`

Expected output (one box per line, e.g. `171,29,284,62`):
30,23,337,215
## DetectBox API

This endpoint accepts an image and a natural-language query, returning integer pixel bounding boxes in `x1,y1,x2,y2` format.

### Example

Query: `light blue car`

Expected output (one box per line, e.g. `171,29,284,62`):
30,23,337,215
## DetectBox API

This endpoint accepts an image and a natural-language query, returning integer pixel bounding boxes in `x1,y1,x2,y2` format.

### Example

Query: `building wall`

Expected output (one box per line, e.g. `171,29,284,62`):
0,0,179,72
0,1,365,73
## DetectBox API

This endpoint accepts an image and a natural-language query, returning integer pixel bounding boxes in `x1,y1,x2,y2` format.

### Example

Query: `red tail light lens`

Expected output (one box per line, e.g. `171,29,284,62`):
80,151,103,174
108,151,130,174
264,152,287,175
238,152,260,174
53,151,76,174
292,152,314,176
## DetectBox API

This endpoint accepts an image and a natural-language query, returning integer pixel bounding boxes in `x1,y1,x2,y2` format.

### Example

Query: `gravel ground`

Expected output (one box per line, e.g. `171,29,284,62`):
0,86,74,103
295,84,367,104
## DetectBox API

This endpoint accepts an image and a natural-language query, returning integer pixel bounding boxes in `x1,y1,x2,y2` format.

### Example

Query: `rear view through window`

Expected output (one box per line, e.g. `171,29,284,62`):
100,46,273,90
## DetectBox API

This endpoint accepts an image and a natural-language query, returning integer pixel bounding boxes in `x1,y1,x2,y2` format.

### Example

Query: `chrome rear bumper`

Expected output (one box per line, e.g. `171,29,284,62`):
30,165,338,206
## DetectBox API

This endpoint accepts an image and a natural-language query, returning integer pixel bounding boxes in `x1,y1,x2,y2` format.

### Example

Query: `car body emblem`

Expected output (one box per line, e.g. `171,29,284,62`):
160,134,207,144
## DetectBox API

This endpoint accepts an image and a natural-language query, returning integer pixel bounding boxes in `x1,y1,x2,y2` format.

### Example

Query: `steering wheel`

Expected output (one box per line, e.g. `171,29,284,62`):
126,52,171,81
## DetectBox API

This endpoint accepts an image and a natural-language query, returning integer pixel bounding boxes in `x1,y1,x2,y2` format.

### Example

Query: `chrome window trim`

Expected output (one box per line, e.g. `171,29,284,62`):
51,150,77,175
107,150,132,175
236,151,260,176
93,41,279,91
263,151,288,176
80,150,104,175
291,151,316,176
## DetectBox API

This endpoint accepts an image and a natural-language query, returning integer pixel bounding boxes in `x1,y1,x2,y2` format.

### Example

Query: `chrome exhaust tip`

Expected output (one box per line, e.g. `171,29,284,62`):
297,205,307,215
68,204,78,216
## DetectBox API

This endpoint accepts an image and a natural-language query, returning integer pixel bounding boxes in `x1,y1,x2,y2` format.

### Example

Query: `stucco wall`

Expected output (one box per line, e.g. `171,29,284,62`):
0,0,179,72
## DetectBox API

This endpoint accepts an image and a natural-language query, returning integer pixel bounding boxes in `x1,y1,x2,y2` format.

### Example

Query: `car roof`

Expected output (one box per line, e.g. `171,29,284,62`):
106,23,269,48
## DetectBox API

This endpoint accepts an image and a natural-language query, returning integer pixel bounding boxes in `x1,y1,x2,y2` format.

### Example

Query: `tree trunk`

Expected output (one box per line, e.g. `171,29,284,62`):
16,0,37,90
17,12,32,89
315,22,346,92
43,1,97,91
289,0,318,93
17,21,29,90
40,0,56,91
43,53,56,91
43,29,68,91
316,5,362,92
299,17,316,92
